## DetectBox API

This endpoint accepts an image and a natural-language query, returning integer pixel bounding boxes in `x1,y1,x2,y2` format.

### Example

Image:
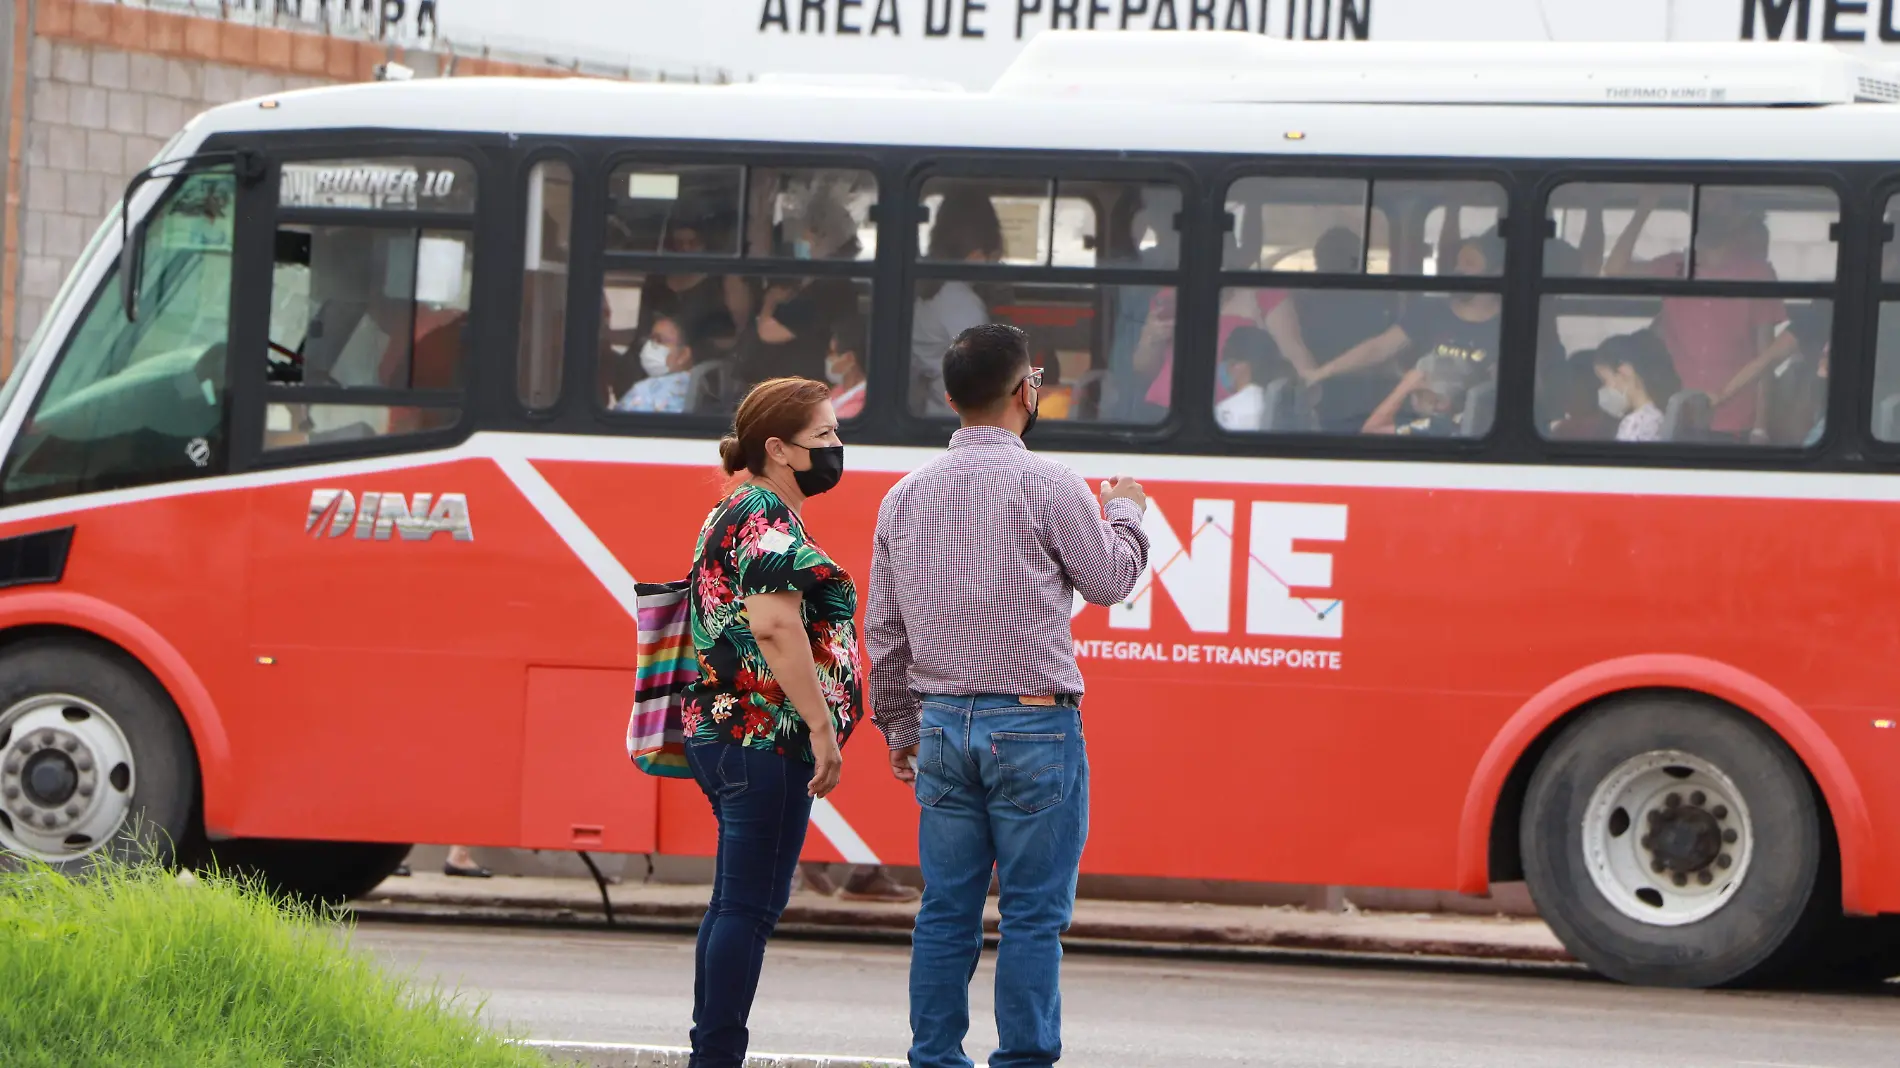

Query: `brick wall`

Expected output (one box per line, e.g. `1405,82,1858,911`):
3,0,596,366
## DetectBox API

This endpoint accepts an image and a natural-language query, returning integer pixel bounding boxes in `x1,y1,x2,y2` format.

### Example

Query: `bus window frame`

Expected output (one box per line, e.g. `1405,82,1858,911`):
1204,160,1521,453
1524,166,1855,465
226,134,500,473
1854,176,1900,459
511,144,588,421
582,146,889,434
901,154,1201,443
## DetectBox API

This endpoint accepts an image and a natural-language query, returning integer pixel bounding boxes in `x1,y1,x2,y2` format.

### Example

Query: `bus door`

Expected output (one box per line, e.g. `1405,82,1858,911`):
226,147,551,849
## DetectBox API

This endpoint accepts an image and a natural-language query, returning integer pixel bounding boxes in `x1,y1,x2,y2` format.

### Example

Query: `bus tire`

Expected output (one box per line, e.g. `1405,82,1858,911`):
0,638,198,872
1520,695,1831,988
208,838,413,905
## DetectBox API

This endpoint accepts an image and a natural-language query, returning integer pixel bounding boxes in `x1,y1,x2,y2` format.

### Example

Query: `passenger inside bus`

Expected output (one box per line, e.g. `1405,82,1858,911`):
912,190,1004,415
1545,348,1618,441
827,315,868,420
1288,226,1399,432
1347,236,1504,436
614,214,749,402
1213,326,1281,432
735,189,862,387
1591,330,1680,443
1604,189,1787,441
612,313,705,415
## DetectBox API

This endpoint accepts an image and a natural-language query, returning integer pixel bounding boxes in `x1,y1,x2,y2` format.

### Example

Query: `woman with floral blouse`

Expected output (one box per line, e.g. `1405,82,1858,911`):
680,376,862,1068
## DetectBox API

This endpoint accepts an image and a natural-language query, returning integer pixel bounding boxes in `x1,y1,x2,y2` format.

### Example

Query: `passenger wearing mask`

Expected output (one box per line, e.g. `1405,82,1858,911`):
827,315,869,420
913,190,1005,415
1591,331,1681,443
1104,188,1182,420
615,314,701,415
1605,189,1786,441
739,192,863,386
621,215,748,402
1344,237,1504,435
1213,326,1278,432
1366,355,1480,437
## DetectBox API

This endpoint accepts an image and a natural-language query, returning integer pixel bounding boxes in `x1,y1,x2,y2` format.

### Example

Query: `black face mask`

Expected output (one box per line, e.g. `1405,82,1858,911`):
793,444,845,497
1020,387,1040,439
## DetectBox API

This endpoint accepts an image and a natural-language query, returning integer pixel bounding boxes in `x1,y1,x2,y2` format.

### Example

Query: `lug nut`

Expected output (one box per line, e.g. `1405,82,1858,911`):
1,787,16,801
1690,791,1706,807
1698,870,1713,885
59,737,77,752
1652,859,1667,873
1641,835,1655,849
2,759,17,775
1672,873,1689,887
1723,829,1738,844
1666,793,1682,808
76,784,92,798
13,740,29,754
63,804,79,818
1718,854,1732,869
75,758,91,772
1713,805,1728,820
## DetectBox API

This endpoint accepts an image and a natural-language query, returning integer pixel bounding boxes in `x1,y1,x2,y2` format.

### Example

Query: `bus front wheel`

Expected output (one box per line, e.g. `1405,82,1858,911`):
0,639,198,872
208,838,413,905
1520,695,1832,988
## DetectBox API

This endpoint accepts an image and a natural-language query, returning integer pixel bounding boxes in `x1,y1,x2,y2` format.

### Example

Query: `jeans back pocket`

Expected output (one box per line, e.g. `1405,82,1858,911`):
687,739,749,799
992,732,1068,814
914,726,952,808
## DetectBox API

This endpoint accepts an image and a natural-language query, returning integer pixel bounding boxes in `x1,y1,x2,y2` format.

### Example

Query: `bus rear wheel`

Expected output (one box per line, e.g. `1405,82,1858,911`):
0,639,198,872
1521,695,1832,988
208,838,413,906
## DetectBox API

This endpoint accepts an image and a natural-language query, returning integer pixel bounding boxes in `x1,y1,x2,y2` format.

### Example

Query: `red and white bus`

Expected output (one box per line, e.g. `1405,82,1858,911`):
2,34,1898,987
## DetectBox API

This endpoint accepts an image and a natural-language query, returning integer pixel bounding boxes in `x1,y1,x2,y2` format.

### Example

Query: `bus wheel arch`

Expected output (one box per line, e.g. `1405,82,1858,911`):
1459,654,1873,917
0,594,236,843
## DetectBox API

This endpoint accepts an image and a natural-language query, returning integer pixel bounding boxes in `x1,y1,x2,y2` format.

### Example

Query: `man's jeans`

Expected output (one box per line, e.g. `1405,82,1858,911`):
909,696,1089,1068
685,739,814,1068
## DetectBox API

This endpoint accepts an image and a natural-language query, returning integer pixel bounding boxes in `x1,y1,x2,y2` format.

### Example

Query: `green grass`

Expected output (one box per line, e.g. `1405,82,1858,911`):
0,856,547,1068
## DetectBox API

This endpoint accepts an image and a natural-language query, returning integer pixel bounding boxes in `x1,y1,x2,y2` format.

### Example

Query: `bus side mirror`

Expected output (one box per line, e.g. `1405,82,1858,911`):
119,215,148,322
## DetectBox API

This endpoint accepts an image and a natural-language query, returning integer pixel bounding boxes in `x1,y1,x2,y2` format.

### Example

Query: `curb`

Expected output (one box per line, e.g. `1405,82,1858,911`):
524,1040,909,1067
349,897,1572,966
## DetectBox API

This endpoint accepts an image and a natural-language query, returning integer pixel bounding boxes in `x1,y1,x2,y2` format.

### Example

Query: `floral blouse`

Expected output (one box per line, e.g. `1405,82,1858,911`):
681,483,864,761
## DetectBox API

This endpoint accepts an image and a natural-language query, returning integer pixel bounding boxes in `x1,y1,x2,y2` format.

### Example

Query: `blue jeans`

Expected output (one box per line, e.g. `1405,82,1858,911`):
685,739,814,1068
909,696,1089,1068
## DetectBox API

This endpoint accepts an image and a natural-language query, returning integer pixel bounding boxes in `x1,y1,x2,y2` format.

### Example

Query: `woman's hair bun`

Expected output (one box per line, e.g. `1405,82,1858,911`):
717,434,747,476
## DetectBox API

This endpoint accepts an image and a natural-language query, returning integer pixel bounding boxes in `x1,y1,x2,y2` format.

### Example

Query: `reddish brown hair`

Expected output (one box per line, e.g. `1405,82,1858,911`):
719,377,833,476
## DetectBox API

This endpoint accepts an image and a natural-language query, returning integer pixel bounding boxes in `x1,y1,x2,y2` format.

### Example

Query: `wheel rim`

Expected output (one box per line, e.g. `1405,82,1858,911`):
0,694,136,863
1582,749,1754,927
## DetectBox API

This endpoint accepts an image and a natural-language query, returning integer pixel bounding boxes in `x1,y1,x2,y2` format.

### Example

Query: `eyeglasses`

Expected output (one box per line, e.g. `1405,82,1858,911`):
1019,366,1045,392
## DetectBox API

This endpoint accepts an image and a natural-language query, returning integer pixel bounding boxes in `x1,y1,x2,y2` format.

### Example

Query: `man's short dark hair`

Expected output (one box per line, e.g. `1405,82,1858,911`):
943,323,1029,410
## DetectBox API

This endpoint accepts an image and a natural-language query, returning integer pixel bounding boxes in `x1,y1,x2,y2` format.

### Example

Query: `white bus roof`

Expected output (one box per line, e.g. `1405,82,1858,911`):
178,40,1900,168
993,33,1900,107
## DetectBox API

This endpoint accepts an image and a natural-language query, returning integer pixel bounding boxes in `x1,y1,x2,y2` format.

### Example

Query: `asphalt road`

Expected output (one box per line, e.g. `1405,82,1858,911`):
352,922,1900,1068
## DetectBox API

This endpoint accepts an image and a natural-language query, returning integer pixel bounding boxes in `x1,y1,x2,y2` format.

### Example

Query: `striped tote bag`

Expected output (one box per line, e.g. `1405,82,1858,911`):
626,579,696,779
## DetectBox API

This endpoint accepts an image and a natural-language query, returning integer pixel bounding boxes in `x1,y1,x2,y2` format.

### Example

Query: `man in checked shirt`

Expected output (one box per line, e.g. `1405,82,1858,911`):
867,323,1150,1068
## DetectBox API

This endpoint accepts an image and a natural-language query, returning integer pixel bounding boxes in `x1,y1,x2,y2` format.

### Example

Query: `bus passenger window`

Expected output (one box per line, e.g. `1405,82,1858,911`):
1214,177,1505,437
910,177,1182,423
519,160,573,411
1541,181,1837,446
1,169,235,505
597,267,872,418
1223,177,1388,272
745,168,877,261
606,164,742,256
1869,196,1900,442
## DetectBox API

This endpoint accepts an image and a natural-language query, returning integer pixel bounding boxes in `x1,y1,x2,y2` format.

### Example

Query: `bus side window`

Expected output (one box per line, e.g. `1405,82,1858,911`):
910,176,1181,425
1,169,235,505
264,156,477,451
519,160,573,412
1869,195,1900,443
1537,181,1837,447
1214,177,1504,439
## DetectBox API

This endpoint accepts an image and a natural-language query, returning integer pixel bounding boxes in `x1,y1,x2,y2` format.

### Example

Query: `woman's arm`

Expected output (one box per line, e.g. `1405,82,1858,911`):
1309,324,1410,385
1362,367,1424,434
1603,190,1661,278
1262,298,1318,379
743,591,842,797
